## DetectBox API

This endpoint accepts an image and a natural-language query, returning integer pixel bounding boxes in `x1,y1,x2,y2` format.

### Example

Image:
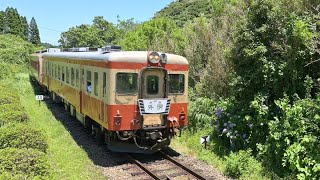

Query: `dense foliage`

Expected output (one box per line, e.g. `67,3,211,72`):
154,0,213,27
0,124,48,152
0,148,50,178
0,34,34,64
0,7,28,40
59,16,121,48
0,7,40,44
155,0,320,179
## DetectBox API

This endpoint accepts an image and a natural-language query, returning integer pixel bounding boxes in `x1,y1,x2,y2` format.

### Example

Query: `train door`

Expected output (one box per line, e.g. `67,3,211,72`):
140,68,168,127
100,71,107,122
141,68,167,99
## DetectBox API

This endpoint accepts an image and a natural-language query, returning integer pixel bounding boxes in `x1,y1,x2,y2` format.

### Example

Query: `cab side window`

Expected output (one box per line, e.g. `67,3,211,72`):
169,74,185,94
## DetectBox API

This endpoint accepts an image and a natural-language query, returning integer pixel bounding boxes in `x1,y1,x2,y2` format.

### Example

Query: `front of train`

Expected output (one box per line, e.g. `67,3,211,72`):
107,51,188,153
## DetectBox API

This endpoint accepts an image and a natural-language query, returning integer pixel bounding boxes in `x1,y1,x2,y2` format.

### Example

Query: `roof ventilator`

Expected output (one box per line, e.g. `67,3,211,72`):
102,45,122,54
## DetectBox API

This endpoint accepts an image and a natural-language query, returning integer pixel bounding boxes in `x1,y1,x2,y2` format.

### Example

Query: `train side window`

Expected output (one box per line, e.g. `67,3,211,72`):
51,63,53,77
116,73,138,94
103,72,106,97
86,70,92,93
169,74,185,94
66,66,70,84
58,65,61,80
71,68,75,86
147,75,159,95
47,62,50,76
81,69,84,84
46,62,49,75
62,66,65,82
76,69,79,88
55,64,57,79
94,72,98,96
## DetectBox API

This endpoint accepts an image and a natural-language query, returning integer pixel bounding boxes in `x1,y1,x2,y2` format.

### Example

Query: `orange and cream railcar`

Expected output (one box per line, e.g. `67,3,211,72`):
31,47,188,153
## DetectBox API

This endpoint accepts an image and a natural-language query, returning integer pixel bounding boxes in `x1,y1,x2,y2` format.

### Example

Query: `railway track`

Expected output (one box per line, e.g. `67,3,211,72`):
125,151,209,180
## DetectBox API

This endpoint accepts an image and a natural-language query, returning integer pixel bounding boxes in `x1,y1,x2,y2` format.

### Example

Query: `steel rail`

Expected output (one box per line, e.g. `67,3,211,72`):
159,151,207,180
126,153,161,180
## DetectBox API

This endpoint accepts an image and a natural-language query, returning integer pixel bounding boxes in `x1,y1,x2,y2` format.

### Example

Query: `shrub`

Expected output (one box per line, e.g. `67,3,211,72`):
0,93,20,106
0,148,50,178
0,124,48,152
188,97,216,133
225,150,263,179
0,34,34,64
0,110,29,127
0,63,13,80
0,104,24,114
258,96,320,179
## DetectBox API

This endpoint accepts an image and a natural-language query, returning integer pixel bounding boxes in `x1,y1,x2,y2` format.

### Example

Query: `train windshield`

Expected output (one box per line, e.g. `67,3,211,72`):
116,73,138,94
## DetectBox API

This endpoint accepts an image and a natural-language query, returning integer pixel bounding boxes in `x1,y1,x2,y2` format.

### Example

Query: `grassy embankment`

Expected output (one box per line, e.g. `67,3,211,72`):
9,72,104,179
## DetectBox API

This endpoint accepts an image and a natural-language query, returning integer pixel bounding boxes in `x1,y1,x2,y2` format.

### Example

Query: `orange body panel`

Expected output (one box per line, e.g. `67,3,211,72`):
107,103,188,131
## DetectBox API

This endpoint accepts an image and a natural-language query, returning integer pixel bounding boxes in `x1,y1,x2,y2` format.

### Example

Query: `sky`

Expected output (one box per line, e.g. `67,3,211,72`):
0,0,174,45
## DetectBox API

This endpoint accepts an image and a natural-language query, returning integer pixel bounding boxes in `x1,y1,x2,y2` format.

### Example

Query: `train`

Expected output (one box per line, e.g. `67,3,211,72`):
30,46,188,153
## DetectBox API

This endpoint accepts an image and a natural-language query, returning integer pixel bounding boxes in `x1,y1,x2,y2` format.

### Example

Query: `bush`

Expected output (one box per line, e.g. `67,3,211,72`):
0,104,24,114
0,124,48,152
225,150,263,179
188,97,216,133
0,148,50,178
0,93,20,106
0,110,29,127
258,96,320,179
0,34,34,64
0,63,13,80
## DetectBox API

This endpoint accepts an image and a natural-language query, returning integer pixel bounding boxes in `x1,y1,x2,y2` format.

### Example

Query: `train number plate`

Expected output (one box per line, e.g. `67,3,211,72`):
138,99,170,114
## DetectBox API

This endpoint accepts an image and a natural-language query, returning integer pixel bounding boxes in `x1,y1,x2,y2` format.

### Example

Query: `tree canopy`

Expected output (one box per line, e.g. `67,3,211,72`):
28,17,40,45
59,16,119,48
0,7,29,40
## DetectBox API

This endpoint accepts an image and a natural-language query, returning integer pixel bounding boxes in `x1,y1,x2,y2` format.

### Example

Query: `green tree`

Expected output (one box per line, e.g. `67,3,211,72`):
230,0,318,104
154,0,213,27
4,7,20,35
92,16,117,44
59,16,118,47
28,17,40,45
20,16,28,40
120,18,185,53
0,11,4,33
114,16,139,44
59,24,104,48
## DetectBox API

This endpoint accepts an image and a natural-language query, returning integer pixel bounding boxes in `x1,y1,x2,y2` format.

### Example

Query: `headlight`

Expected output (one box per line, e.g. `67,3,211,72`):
148,52,160,64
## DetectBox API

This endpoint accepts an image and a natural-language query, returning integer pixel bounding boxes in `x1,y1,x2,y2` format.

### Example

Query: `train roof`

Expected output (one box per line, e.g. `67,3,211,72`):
41,51,188,65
